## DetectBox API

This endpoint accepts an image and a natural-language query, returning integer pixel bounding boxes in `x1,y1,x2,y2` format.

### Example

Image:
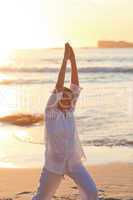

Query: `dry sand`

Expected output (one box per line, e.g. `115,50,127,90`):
0,162,133,200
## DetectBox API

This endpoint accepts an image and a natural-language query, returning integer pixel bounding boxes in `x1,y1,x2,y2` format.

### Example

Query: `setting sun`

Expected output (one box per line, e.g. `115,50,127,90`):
0,0,54,49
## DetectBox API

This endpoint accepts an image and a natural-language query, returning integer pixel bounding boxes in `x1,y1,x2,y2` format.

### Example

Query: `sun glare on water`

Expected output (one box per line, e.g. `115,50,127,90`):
14,131,33,143
0,132,10,140
0,162,17,168
0,48,12,65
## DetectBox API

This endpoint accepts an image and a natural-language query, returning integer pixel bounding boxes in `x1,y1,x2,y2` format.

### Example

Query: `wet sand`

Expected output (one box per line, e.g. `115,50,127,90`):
0,162,133,200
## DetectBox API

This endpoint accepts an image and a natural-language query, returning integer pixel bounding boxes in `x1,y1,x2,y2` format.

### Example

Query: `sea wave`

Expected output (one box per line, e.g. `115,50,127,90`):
0,79,55,85
2,113,132,147
83,138,133,147
13,134,133,147
87,57,133,62
1,66,133,85
1,66,133,74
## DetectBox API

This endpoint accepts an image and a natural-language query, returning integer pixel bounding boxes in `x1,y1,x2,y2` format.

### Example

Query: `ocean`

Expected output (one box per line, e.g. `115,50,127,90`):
0,48,133,168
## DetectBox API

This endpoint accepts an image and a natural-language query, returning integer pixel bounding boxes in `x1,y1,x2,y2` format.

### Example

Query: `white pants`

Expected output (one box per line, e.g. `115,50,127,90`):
32,161,99,200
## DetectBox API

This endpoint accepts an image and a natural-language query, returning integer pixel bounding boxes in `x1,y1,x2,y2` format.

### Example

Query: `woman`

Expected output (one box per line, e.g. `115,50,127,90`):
32,43,99,200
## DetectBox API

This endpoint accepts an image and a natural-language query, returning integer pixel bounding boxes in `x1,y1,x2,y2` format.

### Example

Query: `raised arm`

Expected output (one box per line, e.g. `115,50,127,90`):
69,45,79,86
55,43,69,92
67,44,82,109
45,43,70,111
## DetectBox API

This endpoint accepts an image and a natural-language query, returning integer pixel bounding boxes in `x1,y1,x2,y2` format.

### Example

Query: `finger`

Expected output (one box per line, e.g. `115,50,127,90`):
65,42,69,47
67,48,70,55
65,44,68,53
65,43,69,50
67,43,71,48
70,46,74,53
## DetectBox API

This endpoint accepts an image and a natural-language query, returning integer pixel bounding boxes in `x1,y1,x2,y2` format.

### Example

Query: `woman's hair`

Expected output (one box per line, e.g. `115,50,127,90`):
63,87,73,94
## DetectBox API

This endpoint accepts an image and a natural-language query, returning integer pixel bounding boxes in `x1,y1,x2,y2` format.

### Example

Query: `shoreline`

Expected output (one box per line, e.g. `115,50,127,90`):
0,162,133,200
0,160,132,169
1,145,133,169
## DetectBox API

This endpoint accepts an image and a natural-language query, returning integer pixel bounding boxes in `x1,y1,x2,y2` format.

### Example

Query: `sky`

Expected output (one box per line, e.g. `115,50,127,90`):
0,0,133,48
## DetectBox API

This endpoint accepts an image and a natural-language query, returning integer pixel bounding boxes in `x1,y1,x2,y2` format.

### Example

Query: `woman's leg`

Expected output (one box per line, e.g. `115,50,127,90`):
65,161,99,200
32,166,63,200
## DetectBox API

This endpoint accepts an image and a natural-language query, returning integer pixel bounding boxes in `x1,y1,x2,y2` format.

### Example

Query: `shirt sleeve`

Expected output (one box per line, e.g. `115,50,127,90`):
45,88,63,111
70,83,83,109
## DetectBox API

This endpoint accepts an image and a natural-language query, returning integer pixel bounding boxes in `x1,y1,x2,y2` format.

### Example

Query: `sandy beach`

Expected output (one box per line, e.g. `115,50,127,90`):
0,162,132,200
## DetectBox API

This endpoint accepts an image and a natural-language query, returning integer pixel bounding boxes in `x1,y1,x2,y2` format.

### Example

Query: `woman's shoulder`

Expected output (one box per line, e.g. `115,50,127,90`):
45,106,75,120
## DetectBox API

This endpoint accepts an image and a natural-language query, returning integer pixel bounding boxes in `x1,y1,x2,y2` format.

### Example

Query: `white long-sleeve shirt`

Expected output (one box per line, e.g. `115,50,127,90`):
44,83,87,175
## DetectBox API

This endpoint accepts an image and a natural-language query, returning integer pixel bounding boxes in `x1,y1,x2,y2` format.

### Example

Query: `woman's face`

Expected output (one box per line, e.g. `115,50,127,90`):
58,90,73,110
